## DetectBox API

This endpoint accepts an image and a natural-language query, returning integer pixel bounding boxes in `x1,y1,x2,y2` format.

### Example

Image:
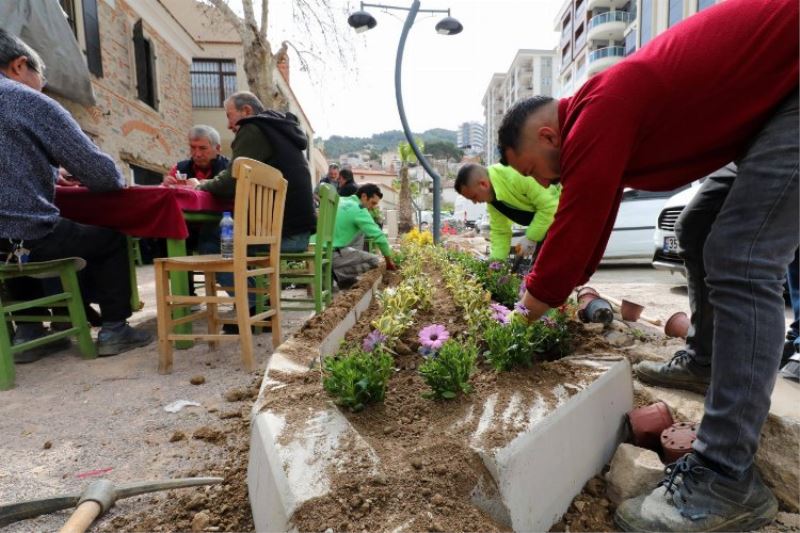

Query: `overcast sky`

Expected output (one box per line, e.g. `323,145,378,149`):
259,0,563,139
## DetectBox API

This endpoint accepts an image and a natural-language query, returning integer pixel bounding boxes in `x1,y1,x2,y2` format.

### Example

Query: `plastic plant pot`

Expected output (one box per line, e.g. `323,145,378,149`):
620,299,645,322
627,401,674,451
664,311,690,338
660,421,698,463
579,297,614,325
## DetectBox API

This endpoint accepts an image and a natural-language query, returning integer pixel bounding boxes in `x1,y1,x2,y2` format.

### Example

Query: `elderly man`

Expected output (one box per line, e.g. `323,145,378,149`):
0,29,151,358
163,125,229,184
496,1,797,530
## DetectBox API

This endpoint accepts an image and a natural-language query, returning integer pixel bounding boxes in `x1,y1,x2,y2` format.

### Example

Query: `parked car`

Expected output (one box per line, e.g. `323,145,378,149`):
652,183,702,276
602,187,690,263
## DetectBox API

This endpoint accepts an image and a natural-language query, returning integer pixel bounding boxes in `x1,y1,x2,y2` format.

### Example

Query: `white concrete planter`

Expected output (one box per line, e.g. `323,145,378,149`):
247,277,634,532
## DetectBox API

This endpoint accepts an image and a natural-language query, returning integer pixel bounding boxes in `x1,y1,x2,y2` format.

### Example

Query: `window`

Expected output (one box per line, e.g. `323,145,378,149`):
697,0,715,10
668,0,683,27
130,164,163,186
58,0,103,77
640,0,653,47
191,59,237,108
133,20,158,109
624,29,638,55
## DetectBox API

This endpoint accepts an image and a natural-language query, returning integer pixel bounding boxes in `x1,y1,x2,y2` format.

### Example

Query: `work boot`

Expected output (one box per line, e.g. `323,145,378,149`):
615,453,777,532
13,324,71,364
96,322,152,356
781,337,798,368
633,350,711,394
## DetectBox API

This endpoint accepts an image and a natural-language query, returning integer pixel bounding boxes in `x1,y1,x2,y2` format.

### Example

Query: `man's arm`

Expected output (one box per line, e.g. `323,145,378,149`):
488,204,513,260
24,91,123,191
197,124,272,198
354,208,391,256
522,180,560,243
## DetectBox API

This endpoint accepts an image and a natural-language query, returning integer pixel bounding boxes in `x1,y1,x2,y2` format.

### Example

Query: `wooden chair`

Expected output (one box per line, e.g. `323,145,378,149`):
279,183,339,314
0,258,96,390
154,158,287,373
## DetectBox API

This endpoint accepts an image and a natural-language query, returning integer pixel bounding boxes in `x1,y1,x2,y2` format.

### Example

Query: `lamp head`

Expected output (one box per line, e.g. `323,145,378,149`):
435,16,463,35
348,10,377,33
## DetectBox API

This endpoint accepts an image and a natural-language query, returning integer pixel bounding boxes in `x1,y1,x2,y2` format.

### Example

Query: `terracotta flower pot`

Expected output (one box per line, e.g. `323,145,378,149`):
620,299,645,322
577,286,599,300
578,292,599,306
579,297,614,325
627,401,674,451
665,311,690,338
660,421,698,463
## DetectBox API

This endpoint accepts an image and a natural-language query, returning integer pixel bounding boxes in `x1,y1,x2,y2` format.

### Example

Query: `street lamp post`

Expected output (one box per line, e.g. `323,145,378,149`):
348,1,462,244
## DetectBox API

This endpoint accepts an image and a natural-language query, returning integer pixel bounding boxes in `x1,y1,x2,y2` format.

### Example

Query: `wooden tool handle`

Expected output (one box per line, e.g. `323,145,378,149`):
60,501,102,533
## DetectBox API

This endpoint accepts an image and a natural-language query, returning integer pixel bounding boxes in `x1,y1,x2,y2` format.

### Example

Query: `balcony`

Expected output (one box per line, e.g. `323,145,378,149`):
587,45,625,74
587,11,630,41
560,21,573,46
588,0,630,9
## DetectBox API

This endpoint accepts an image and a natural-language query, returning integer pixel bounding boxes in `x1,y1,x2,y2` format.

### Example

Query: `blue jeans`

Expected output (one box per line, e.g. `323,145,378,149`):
197,231,311,306
689,92,798,478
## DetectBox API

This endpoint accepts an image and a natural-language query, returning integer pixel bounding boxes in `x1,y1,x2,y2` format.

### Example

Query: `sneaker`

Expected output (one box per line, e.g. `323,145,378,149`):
633,350,711,394
780,352,800,381
781,338,798,368
96,323,153,356
615,453,778,532
13,332,71,364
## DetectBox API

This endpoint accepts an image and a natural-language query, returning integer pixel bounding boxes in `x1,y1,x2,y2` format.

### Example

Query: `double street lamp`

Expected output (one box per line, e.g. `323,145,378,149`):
347,2,463,244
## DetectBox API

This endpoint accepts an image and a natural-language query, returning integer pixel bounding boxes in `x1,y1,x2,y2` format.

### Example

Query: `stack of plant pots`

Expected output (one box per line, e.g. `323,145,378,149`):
626,402,698,464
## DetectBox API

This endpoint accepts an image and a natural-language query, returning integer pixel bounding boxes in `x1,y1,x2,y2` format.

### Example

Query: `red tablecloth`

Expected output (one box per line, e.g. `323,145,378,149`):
54,186,233,239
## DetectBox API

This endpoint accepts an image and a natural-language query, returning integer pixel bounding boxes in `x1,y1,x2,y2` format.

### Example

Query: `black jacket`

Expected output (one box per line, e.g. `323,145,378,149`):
176,155,229,179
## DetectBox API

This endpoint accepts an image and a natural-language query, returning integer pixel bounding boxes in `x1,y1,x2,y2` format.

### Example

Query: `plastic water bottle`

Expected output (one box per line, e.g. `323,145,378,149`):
220,212,234,258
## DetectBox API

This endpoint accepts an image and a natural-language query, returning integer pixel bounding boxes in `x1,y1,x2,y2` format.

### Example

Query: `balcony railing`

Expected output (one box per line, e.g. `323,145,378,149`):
588,46,625,62
588,10,631,30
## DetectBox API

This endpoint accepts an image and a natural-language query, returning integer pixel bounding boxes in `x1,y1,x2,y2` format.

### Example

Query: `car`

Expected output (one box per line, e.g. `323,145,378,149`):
602,186,690,263
652,183,703,275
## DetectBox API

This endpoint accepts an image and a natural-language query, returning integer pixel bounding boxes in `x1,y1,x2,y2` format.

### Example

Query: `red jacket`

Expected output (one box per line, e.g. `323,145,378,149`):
527,0,799,307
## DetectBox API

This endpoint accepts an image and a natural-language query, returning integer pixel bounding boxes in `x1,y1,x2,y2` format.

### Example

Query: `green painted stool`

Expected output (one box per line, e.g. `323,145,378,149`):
0,258,96,390
278,183,339,314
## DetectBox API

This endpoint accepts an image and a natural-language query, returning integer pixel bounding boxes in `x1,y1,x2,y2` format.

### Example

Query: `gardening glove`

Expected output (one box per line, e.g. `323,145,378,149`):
516,237,537,257
385,257,397,271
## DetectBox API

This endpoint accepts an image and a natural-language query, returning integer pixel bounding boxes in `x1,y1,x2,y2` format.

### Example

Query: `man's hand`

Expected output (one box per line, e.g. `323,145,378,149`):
162,174,180,187
385,257,397,271
517,236,538,257
187,178,201,189
56,167,80,187
520,288,550,322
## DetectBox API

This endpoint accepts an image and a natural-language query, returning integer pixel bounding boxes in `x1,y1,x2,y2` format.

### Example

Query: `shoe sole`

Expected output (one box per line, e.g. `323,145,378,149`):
634,367,710,395
97,337,152,357
614,496,778,532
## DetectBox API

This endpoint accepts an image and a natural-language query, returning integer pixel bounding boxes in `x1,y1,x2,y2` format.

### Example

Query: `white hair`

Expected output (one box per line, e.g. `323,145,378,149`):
188,124,221,146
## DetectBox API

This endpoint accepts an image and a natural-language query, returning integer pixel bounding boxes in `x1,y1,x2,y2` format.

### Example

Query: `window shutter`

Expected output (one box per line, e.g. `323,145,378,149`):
82,0,103,77
133,20,149,102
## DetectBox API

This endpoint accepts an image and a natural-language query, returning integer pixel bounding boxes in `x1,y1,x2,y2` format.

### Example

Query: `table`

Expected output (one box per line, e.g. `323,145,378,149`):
55,186,233,347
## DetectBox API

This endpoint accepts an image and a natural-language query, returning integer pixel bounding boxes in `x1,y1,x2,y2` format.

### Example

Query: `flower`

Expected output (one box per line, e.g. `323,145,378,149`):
514,301,530,317
418,345,436,358
418,324,450,350
518,282,528,299
540,316,557,328
362,330,387,352
490,302,511,324
488,261,503,271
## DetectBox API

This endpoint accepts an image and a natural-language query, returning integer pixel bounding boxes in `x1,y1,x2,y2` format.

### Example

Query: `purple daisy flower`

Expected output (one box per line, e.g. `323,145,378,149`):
540,317,557,328
489,261,503,271
490,302,511,323
498,275,509,285
362,330,387,352
418,324,450,350
518,282,528,299
514,301,530,317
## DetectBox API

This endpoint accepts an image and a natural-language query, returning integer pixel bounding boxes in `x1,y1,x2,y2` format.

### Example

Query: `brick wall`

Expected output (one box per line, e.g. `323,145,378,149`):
53,0,193,181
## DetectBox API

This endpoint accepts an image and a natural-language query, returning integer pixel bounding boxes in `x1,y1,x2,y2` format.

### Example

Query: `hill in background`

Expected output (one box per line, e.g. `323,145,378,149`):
317,128,457,158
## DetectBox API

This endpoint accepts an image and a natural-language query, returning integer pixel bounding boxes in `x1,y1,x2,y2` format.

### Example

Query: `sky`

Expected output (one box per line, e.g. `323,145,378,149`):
261,0,563,139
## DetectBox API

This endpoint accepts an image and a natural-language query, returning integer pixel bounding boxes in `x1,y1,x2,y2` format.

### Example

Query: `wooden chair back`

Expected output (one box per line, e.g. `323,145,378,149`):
232,157,288,254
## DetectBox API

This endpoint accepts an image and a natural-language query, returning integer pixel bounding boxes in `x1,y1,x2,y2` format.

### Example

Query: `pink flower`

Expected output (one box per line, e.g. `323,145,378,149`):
514,301,530,317
490,302,511,323
489,261,503,271
418,324,450,350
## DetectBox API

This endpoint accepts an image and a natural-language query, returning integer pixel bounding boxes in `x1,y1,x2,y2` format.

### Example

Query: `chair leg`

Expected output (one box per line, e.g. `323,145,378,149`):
253,274,266,335
60,266,97,359
155,261,174,374
0,311,15,391
270,271,282,349
235,271,255,371
314,264,323,314
205,273,219,350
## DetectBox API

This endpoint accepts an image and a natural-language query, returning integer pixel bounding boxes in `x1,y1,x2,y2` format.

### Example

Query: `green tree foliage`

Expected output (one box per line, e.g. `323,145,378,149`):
317,129,457,158
425,140,463,161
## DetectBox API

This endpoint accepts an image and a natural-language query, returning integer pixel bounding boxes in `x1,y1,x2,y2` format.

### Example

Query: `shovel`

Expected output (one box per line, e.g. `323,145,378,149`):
0,476,222,532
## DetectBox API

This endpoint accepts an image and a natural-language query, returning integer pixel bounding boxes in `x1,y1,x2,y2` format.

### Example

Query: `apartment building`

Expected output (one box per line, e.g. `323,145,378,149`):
481,50,558,164
456,121,485,156
556,0,719,97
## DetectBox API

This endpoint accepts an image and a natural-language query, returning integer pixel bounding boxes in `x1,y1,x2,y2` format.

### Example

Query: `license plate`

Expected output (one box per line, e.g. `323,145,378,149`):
663,236,679,254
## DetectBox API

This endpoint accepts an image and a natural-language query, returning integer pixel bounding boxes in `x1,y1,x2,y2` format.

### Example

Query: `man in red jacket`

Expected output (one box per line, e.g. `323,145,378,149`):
498,0,798,531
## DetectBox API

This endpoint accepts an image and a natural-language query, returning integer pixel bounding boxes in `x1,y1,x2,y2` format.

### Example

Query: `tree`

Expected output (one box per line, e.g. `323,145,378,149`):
397,140,424,234
425,140,463,161
203,0,351,109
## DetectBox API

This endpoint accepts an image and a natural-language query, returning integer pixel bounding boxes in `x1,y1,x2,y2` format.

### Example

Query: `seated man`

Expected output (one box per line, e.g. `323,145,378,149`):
163,125,230,183
0,29,151,359
455,163,561,261
332,183,396,288
337,168,358,197
314,164,340,208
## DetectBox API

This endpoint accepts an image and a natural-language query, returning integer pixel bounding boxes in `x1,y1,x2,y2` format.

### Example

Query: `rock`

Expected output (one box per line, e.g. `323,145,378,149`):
43,440,52,450
410,458,423,470
605,330,635,347
219,410,242,420
573,500,586,512
186,494,206,511
191,511,210,532
169,431,186,443
585,476,605,498
605,443,665,505
224,388,249,402
190,375,206,385
431,493,445,506
776,512,800,529
757,413,800,512
582,323,606,335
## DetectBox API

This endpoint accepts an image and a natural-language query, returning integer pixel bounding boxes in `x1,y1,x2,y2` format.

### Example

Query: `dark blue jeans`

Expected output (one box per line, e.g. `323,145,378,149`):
688,92,799,478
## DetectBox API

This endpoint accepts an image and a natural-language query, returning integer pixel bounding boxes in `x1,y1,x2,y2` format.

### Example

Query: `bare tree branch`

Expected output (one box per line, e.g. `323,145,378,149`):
260,0,268,40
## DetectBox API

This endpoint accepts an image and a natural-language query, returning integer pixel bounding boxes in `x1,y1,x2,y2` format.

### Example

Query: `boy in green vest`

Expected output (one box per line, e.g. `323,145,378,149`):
455,163,561,261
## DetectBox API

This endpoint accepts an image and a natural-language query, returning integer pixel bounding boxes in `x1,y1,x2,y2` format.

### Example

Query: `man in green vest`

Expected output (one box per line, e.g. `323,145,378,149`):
455,163,561,261
332,183,396,289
